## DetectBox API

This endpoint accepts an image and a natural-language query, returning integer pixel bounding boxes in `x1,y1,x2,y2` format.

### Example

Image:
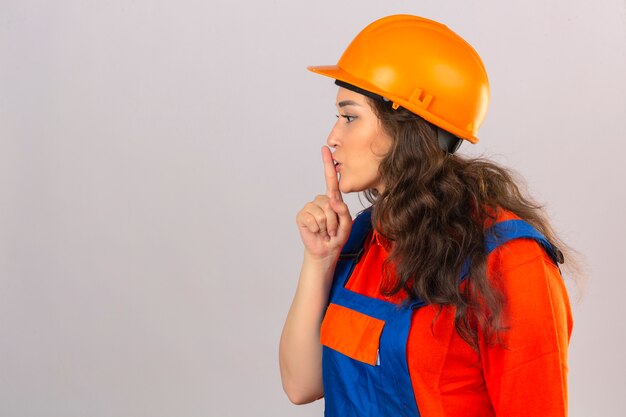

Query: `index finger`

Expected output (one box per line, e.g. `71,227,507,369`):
321,146,342,201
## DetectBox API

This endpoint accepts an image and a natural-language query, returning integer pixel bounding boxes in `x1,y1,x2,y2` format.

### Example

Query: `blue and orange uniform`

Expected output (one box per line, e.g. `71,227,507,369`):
320,208,573,417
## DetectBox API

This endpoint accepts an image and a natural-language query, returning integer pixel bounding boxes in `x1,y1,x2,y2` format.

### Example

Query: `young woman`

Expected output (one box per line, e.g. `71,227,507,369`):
279,15,573,417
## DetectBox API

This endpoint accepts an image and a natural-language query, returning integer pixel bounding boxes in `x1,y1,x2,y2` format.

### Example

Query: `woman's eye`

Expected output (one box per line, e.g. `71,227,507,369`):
336,114,357,123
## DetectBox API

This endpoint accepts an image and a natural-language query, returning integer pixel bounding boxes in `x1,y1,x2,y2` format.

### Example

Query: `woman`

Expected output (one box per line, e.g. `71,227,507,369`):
279,15,573,417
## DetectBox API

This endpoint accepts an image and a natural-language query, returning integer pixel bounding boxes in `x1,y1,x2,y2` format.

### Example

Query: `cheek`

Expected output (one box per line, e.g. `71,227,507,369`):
371,133,393,157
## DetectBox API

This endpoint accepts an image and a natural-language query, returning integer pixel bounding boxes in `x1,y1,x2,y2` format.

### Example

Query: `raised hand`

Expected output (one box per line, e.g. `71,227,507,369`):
295,146,353,260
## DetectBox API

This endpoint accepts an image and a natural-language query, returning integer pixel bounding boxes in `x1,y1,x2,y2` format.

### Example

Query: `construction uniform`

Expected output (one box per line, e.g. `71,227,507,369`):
320,208,573,417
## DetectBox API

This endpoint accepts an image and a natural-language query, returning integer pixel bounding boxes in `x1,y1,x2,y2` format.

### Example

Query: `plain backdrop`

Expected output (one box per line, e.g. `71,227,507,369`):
1,0,625,416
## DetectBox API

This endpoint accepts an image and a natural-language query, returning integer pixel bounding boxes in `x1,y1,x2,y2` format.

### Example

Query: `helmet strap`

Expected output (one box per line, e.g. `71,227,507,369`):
437,128,462,154
334,80,389,103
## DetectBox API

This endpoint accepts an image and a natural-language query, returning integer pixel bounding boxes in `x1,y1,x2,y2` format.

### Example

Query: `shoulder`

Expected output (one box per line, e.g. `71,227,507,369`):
483,208,555,273
488,237,555,275
484,210,568,313
484,227,572,340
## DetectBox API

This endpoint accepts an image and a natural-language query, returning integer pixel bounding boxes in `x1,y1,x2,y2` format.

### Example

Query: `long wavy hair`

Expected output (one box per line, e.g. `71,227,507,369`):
366,99,572,349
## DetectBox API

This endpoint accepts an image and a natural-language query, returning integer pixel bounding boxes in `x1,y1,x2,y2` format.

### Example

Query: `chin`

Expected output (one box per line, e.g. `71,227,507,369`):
339,174,378,194
338,182,354,194
339,182,367,194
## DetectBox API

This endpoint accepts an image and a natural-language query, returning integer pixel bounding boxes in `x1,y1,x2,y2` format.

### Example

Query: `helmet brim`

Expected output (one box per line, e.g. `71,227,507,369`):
307,64,480,144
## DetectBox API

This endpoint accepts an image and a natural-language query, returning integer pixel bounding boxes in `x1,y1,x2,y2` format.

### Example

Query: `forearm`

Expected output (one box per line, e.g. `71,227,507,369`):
282,158,352,404
279,252,337,404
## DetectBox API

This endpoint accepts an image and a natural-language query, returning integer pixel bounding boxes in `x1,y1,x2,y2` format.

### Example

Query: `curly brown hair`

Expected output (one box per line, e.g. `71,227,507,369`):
365,99,571,349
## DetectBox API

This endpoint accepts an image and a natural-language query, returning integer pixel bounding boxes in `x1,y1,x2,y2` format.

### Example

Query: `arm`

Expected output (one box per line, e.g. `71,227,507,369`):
279,147,352,404
480,239,574,416
279,252,337,404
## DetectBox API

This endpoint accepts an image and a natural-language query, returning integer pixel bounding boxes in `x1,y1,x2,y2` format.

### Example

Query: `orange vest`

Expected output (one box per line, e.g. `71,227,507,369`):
324,209,573,416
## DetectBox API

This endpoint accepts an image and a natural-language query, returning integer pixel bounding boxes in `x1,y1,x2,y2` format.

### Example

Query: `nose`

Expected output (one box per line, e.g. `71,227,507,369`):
326,120,340,148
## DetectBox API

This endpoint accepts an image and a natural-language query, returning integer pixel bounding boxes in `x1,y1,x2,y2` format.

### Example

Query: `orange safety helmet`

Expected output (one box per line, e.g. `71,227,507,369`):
308,14,489,144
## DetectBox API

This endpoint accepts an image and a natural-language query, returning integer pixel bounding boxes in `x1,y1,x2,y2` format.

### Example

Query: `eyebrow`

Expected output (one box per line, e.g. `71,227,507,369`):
337,100,361,108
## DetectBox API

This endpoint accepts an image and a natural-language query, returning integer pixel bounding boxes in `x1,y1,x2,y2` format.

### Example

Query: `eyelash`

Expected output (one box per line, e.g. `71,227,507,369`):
336,114,357,123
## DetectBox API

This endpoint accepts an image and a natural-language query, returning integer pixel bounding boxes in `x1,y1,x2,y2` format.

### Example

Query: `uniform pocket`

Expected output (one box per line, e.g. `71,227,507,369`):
320,303,385,366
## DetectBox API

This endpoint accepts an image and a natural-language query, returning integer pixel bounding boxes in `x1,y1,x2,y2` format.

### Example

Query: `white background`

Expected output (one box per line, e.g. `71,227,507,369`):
1,1,625,416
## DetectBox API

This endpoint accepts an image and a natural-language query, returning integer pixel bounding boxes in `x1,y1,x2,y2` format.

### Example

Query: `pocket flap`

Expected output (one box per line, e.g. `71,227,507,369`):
320,303,384,366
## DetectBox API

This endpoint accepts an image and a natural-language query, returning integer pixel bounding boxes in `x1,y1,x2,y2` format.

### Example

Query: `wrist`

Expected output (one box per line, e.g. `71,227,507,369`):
302,250,340,270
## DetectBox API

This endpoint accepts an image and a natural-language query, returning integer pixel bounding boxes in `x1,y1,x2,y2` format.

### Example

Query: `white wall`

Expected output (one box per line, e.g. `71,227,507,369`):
1,1,624,416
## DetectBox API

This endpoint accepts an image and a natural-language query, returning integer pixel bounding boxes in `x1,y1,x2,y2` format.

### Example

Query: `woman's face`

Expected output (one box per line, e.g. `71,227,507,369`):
327,87,393,194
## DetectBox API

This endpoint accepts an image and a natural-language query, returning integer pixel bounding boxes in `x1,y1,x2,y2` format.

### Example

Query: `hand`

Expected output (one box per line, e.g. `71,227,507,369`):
296,146,353,260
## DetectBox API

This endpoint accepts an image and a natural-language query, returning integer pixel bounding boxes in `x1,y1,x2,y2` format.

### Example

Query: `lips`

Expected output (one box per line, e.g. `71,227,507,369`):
333,158,342,173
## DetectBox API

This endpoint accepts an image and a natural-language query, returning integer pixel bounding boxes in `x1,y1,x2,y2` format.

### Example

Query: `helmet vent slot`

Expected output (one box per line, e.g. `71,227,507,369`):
408,88,433,109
